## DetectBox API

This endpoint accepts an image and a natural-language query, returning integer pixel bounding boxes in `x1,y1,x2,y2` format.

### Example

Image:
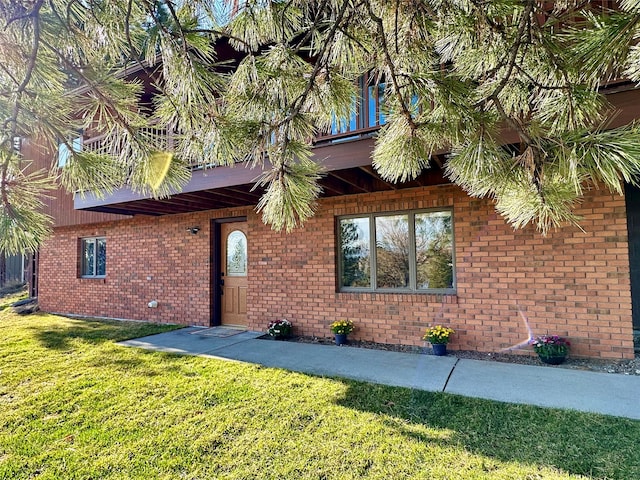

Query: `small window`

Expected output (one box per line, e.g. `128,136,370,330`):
367,82,386,127
58,135,82,168
81,237,106,277
338,210,454,293
323,77,386,138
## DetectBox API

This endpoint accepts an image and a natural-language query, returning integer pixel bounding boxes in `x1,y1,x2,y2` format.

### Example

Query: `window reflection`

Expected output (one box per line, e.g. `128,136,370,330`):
375,214,410,289
96,238,107,276
324,79,386,137
81,237,106,277
415,212,453,289
84,241,95,276
368,82,386,127
337,210,454,292
339,218,371,288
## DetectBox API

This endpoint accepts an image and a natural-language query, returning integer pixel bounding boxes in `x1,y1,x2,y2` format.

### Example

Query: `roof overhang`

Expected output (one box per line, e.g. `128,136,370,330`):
74,137,450,216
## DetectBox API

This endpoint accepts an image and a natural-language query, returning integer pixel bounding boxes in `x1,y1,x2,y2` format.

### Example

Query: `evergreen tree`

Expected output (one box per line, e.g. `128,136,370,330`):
2,0,640,253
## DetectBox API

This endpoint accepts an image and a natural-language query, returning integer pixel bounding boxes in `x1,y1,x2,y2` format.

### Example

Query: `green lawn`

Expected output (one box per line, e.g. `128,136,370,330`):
0,285,27,311
1,310,639,479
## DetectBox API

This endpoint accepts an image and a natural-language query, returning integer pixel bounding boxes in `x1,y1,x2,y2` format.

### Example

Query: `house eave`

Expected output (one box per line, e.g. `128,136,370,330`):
74,137,450,216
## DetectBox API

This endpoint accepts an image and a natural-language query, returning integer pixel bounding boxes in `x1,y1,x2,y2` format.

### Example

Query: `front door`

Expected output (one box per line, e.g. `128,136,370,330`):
220,222,248,326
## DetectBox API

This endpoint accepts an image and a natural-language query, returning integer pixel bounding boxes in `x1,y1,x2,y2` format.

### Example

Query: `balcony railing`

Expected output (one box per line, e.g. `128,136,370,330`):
82,123,173,156
70,78,387,163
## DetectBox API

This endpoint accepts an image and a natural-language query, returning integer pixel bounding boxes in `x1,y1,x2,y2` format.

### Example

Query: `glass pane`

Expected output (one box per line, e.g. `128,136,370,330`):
368,83,386,127
375,214,409,289
83,240,95,276
331,96,357,134
96,238,107,276
58,143,70,168
349,95,358,131
415,212,453,289
227,230,247,276
339,218,370,288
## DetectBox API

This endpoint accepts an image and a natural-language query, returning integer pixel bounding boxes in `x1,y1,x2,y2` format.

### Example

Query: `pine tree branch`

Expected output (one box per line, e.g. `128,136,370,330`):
365,0,416,131
4,0,44,137
469,0,506,34
2,0,44,221
39,38,139,140
180,28,252,49
478,0,535,108
513,64,570,91
271,0,352,131
280,0,296,42
317,0,370,56
291,0,330,54
490,94,532,145
160,0,190,56
0,65,21,92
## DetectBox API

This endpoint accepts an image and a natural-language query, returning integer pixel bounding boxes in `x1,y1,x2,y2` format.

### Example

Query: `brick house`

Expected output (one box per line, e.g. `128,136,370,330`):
28,71,640,360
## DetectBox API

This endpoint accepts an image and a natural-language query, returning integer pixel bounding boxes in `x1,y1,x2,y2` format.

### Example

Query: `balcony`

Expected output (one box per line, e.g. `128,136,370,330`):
74,132,449,216
73,78,453,216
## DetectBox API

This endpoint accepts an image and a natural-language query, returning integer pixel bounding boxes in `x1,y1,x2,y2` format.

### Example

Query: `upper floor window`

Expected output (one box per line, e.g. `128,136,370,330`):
58,135,83,168
81,237,106,278
327,77,387,138
338,209,454,293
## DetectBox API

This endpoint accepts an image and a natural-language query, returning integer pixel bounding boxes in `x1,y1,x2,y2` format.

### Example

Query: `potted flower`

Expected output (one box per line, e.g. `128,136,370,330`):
423,325,455,356
267,319,292,339
530,335,570,364
330,319,354,345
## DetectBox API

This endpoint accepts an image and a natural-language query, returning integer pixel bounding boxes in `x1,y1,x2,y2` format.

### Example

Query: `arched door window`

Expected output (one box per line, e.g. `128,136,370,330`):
226,230,247,276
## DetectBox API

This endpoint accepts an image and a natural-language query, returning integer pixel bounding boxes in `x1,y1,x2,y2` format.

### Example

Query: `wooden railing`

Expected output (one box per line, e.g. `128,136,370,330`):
82,123,173,156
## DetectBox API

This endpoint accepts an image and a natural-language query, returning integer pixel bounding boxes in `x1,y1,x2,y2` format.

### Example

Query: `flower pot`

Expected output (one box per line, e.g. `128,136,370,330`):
539,355,566,365
334,333,348,346
432,343,447,356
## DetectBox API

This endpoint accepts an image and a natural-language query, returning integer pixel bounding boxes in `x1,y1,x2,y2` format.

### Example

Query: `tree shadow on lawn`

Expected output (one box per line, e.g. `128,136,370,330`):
29,314,179,351
25,316,192,379
337,381,640,479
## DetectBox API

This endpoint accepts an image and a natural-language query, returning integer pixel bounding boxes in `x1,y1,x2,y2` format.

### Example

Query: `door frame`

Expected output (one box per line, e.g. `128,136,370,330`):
625,183,640,330
210,216,247,327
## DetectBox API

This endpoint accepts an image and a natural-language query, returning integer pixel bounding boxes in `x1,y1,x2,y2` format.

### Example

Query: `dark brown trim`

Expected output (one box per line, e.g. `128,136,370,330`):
28,251,38,298
74,139,378,212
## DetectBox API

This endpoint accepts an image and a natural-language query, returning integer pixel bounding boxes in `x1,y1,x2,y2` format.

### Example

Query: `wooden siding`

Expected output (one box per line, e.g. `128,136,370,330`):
20,138,130,228
0,253,24,286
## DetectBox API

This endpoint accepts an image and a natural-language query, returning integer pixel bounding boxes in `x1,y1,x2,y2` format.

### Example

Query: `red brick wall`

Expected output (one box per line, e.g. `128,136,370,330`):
39,208,245,326
38,185,635,359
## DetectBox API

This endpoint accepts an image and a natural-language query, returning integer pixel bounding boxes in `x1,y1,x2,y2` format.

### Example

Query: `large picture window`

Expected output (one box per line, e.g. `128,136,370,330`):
81,237,106,278
338,210,454,293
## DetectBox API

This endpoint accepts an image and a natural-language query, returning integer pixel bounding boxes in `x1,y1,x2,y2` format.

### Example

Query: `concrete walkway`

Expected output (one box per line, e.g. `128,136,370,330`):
119,326,640,420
